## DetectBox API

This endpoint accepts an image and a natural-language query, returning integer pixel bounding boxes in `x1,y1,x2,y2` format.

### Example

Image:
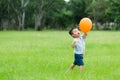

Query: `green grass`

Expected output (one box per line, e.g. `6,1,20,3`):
0,31,120,80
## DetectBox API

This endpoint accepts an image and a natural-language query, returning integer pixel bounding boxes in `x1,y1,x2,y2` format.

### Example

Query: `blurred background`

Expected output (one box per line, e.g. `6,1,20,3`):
0,0,120,31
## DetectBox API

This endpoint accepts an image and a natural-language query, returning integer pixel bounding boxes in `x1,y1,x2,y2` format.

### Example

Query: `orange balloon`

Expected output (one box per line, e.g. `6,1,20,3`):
79,18,92,33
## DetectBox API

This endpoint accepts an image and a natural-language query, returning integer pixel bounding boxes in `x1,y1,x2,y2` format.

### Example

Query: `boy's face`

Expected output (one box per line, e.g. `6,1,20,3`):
72,28,80,38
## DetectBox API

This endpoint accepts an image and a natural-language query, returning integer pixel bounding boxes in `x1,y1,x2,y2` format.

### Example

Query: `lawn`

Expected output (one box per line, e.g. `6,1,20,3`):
0,31,120,80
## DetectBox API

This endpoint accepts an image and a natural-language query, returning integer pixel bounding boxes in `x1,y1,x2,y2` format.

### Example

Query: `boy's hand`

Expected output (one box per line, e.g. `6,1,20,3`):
84,32,87,35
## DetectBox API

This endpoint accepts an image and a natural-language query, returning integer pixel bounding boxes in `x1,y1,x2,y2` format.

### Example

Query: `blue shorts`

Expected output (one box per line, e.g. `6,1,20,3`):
73,54,84,66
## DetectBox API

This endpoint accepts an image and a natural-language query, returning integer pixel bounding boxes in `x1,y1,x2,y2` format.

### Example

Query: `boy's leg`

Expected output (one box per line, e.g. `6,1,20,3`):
79,65,83,72
70,64,75,70
66,64,75,73
79,58,84,72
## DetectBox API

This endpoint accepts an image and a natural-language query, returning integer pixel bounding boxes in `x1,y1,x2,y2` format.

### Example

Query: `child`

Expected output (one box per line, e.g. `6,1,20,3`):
67,27,87,73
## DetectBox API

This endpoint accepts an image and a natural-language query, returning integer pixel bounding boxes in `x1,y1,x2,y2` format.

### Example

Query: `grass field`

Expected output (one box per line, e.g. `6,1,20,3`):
0,31,120,80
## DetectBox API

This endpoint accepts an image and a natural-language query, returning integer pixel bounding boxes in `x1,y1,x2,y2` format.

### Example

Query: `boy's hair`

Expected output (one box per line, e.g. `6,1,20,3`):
69,27,76,35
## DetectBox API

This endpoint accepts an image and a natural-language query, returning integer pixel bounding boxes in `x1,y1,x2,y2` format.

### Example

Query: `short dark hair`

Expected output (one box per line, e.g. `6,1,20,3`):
69,27,76,35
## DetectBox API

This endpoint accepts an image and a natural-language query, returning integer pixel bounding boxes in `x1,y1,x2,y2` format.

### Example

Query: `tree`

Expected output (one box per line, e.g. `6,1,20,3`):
68,0,88,25
0,0,8,30
106,0,120,30
30,0,67,30
30,0,55,30
0,0,3,30
10,0,30,30
44,0,68,29
86,0,109,30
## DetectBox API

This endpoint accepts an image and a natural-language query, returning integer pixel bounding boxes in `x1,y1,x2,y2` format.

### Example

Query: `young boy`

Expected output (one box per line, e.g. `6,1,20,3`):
68,27,87,72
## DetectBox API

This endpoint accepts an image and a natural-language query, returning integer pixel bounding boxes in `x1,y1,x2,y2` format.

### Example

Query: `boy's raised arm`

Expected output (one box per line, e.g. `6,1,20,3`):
82,33,87,40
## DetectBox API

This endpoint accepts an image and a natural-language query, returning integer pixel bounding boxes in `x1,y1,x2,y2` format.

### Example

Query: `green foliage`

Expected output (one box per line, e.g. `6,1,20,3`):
0,31,120,80
68,0,87,24
0,0,120,30
106,0,120,21
44,0,67,29
87,0,110,21
105,0,120,30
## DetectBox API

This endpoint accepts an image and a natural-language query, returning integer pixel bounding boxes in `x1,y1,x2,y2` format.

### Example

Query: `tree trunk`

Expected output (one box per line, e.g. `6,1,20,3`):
35,14,40,30
35,13,43,31
35,0,44,31
7,0,11,30
22,11,25,30
0,20,3,30
0,9,2,30
93,9,99,30
18,0,29,31
39,13,43,30
18,15,22,30
94,20,99,30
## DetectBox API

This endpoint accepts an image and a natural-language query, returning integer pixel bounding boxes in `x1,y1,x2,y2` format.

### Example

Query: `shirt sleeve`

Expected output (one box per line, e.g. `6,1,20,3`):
81,34,86,40
73,38,77,43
